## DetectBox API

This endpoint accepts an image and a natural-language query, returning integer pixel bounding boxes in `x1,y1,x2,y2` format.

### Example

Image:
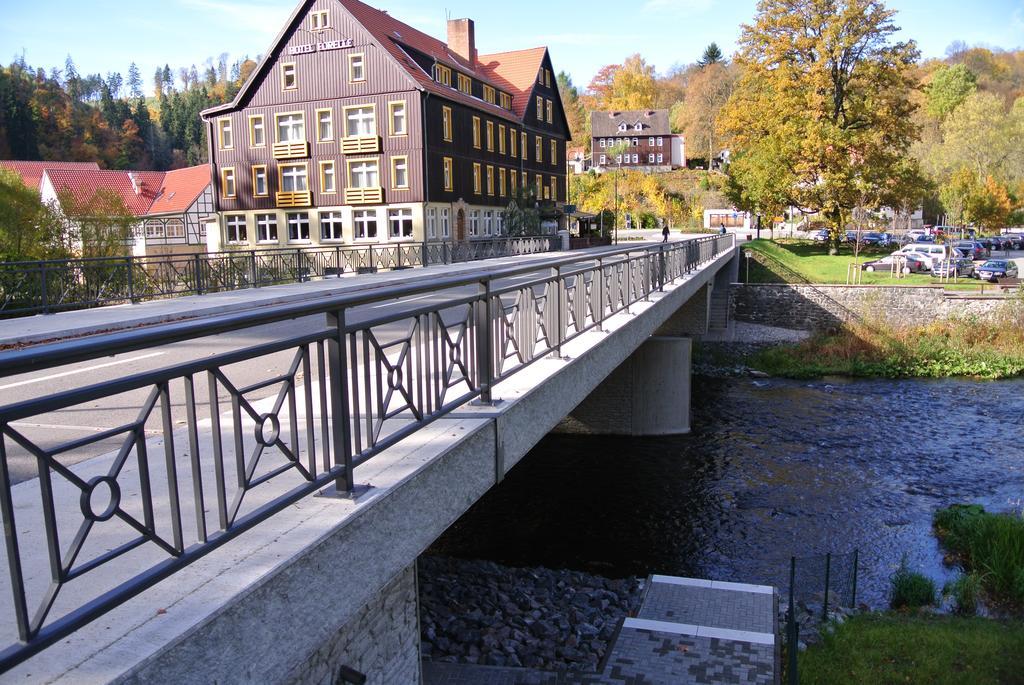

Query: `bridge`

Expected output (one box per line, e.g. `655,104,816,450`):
0,235,737,683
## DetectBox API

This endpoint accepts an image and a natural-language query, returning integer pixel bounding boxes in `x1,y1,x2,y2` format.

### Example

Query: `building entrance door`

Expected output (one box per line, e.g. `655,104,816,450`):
456,209,466,242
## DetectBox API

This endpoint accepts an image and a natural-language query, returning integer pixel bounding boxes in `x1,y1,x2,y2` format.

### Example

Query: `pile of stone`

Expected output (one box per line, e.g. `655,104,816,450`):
418,555,643,671
779,590,860,651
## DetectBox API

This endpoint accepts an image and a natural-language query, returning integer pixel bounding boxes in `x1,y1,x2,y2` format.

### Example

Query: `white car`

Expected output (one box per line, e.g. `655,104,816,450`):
894,244,949,270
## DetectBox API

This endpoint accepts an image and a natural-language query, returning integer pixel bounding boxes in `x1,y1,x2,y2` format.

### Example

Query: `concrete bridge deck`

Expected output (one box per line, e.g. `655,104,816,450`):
0,238,737,683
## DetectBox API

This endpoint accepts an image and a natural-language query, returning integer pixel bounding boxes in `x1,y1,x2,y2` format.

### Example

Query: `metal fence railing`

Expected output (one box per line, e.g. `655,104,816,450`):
785,550,859,685
0,234,736,671
0,237,561,318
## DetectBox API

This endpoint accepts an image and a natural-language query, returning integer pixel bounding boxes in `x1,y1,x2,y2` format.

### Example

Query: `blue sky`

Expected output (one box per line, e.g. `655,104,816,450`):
3,0,1023,91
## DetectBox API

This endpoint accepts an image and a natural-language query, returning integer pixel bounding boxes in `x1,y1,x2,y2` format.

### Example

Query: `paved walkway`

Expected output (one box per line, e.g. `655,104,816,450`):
424,575,778,685
0,249,569,347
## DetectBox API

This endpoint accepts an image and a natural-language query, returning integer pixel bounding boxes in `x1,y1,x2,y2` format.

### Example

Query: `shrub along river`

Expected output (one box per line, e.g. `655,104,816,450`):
429,375,1024,609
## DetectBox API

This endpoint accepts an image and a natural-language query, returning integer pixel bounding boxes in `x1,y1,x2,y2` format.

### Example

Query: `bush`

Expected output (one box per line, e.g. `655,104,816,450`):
890,559,937,609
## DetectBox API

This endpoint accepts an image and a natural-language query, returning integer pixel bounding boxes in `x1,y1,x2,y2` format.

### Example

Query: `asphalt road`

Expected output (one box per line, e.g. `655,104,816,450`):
0,250,656,484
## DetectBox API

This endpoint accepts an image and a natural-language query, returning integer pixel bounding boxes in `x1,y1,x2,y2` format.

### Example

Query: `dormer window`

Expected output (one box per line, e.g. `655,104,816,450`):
457,73,472,94
618,123,627,132
436,64,452,87
634,123,643,131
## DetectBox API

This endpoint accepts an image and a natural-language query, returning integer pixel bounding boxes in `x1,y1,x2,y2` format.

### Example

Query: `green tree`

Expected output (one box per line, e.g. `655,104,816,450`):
557,71,587,142
721,0,923,253
0,169,68,260
698,42,725,67
503,186,542,236
925,63,976,120
936,92,1024,184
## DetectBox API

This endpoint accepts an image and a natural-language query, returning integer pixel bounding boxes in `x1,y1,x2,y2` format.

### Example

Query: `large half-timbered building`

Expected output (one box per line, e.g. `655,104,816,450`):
590,110,685,174
201,0,570,250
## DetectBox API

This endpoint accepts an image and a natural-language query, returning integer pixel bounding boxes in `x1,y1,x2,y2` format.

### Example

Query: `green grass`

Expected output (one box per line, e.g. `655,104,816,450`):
743,239,989,289
891,560,938,609
797,613,1024,685
749,312,1024,380
935,505,1024,607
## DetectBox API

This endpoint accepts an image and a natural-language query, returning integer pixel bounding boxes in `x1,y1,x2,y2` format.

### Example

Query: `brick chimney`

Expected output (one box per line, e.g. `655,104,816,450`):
447,18,476,65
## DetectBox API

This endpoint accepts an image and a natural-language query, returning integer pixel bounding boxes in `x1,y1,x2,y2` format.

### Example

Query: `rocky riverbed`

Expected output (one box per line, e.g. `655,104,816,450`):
418,556,643,671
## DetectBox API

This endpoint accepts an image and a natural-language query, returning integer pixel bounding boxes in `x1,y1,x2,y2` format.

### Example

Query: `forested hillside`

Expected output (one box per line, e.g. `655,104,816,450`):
0,54,257,171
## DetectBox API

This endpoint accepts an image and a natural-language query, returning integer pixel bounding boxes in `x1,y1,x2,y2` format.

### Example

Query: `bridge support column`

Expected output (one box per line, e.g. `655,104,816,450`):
558,336,692,436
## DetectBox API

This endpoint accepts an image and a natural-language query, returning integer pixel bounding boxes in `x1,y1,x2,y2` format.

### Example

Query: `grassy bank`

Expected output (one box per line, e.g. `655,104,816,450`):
798,613,1024,684
934,505,1024,608
749,317,1024,379
743,239,989,289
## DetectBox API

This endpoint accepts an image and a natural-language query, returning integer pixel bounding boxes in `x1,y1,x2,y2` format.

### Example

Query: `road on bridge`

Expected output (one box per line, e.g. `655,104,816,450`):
1,241,694,483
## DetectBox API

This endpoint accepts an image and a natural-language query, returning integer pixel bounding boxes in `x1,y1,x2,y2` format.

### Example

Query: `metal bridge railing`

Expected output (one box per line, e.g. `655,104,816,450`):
0,237,561,318
0,234,734,671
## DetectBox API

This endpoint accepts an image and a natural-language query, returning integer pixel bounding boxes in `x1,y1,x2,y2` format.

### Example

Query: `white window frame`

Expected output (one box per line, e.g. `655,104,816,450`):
281,62,297,90
387,208,414,240
225,215,247,244
388,100,407,136
256,213,278,243
279,163,309,192
441,207,450,238
275,112,305,143
310,10,329,31
427,207,437,239
469,210,480,237
320,211,344,241
353,209,378,241
348,53,366,83
343,105,376,137
316,108,334,142
286,212,311,243
347,158,379,189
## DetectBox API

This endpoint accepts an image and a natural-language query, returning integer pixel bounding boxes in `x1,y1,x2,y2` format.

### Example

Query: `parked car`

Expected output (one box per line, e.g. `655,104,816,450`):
953,241,989,260
931,258,976,279
811,229,830,242
862,253,926,273
999,234,1023,250
894,244,948,270
976,260,1019,282
860,232,886,245
906,229,929,242
914,235,936,243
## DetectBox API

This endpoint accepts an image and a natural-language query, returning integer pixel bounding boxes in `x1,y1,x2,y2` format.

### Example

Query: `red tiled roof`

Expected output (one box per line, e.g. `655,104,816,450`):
338,0,534,123
0,161,101,192
477,47,548,119
148,165,211,215
44,169,167,217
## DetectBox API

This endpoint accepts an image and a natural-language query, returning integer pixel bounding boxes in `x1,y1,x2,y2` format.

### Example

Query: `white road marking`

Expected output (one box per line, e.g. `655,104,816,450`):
0,352,166,391
10,422,164,435
371,293,441,309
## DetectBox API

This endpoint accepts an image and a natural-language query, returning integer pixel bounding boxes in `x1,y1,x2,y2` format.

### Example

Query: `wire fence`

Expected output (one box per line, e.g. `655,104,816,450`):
785,550,859,685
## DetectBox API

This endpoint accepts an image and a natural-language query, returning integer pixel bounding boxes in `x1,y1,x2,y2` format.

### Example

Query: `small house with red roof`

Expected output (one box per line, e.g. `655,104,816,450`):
0,161,101,192
200,0,570,251
590,110,685,173
38,166,212,257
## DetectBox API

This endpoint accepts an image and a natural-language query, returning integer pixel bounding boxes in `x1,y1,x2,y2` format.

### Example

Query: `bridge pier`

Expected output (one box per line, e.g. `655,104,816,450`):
558,336,693,436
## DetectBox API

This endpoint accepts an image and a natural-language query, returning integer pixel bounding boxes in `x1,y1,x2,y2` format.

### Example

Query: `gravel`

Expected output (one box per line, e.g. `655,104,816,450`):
418,556,643,672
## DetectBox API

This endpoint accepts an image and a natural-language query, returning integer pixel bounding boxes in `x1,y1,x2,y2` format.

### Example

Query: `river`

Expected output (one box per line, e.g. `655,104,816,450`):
428,376,1024,609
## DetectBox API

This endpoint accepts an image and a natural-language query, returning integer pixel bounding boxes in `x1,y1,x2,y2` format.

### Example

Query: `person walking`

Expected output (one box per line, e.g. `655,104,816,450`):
720,222,727,235
662,224,670,242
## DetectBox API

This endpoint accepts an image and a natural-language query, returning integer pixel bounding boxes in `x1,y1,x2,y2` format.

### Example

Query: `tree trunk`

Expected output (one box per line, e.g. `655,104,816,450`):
828,209,844,256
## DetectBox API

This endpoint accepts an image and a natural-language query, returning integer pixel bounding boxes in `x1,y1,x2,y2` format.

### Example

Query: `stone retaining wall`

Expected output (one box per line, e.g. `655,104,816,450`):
731,284,1015,331
284,564,420,685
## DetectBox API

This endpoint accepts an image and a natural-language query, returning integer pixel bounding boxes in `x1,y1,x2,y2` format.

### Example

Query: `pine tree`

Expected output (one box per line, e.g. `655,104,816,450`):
127,62,143,99
698,43,724,68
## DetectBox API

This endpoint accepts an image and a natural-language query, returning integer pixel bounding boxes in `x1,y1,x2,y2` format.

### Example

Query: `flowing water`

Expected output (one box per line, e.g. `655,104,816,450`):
429,376,1024,609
